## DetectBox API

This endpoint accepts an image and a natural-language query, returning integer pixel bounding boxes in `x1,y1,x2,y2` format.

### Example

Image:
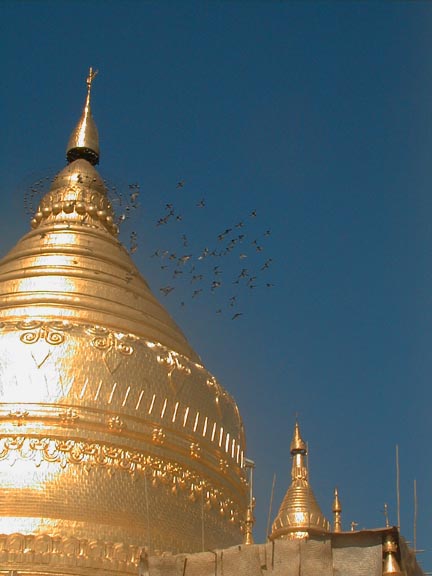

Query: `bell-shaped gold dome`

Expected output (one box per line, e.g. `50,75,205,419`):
270,422,330,540
0,71,248,570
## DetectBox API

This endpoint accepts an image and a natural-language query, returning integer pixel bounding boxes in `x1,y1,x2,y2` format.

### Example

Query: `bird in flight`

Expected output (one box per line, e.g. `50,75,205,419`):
217,228,232,241
178,254,192,264
160,286,175,296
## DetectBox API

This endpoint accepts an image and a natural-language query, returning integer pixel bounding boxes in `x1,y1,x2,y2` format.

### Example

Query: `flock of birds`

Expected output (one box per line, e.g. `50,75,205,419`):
24,175,275,320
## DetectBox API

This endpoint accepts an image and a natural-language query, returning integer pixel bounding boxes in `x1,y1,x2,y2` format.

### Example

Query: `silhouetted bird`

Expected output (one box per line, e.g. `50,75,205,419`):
217,228,232,241
198,248,209,260
160,286,174,296
159,286,174,296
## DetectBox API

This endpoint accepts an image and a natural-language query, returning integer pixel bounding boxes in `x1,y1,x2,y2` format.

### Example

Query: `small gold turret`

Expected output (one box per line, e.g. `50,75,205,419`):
269,421,330,540
382,533,403,575
332,487,342,532
243,497,255,545
66,67,100,165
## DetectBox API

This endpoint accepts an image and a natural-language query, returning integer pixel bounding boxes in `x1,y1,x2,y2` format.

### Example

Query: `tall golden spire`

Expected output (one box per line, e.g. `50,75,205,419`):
66,67,100,165
270,421,330,540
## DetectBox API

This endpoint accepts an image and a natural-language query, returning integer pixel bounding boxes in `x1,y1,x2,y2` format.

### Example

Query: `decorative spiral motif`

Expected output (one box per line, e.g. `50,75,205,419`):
117,341,134,355
92,336,109,350
19,324,66,346
20,331,40,344
16,320,42,331
90,331,134,356
45,330,64,345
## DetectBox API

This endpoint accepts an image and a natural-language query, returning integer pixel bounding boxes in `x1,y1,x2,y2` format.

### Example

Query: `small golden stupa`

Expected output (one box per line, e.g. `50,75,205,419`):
270,421,330,540
0,69,248,568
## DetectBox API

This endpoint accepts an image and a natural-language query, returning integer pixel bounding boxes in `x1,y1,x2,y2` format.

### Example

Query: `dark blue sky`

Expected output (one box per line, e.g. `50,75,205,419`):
1,1,431,569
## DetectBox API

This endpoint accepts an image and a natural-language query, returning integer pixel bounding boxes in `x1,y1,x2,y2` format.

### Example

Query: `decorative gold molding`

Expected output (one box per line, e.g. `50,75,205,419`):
157,350,191,392
152,427,165,445
0,436,241,522
108,415,125,431
58,408,80,424
7,410,29,422
0,320,240,418
0,531,141,573
17,320,72,346
190,442,201,459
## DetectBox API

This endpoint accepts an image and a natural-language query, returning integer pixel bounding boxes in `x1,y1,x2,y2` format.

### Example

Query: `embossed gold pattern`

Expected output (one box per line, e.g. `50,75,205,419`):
0,531,141,573
0,70,248,567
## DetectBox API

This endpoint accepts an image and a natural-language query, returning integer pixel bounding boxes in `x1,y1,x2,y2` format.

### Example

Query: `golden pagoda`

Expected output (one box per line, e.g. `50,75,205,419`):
0,69,248,572
0,70,426,576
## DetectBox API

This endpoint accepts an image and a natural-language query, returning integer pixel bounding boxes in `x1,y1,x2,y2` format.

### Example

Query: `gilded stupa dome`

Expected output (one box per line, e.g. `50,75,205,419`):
0,70,247,570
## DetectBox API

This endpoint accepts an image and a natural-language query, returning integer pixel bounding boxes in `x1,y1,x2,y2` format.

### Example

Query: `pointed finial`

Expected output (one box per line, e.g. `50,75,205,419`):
290,420,307,454
244,497,256,545
290,420,308,483
66,67,100,165
87,66,98,93
333,487,342,532
384,503,390,528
